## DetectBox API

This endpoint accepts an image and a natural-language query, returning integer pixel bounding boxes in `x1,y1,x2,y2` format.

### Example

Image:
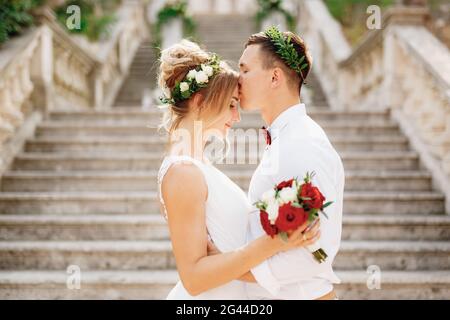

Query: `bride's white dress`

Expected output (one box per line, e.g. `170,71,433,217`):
158,155,252,299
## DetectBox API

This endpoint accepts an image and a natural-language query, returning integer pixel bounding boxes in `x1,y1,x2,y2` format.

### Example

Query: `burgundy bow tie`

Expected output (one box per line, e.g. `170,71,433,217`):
261,126,272,145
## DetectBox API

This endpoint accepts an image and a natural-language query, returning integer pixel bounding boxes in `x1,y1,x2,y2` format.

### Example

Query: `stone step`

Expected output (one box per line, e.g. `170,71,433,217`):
0,215,169,241
234,121,401,134
217,151,420,171
39,117,395,132
227,170,432,192
336,270,450,299
0,192,157,215
12,153,164,171
33,123,400,138
48,108,390,122
343,191,445,215
0,170,432,192
12,151,420,171
36,123,162,137
0,270,177,300
336,241,450,270
0,191,443,215
22,137,205,154
0,240,448,271
1,214,449,241
1,171,159,192
24,135,409,154
0,269,448,299
342,215,450,241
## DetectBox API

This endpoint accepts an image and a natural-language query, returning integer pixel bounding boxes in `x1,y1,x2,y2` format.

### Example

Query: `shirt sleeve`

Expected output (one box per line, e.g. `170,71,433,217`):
250,138,343,296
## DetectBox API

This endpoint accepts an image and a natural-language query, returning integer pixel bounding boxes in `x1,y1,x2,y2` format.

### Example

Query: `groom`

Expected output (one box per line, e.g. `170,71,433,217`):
235,27,344,300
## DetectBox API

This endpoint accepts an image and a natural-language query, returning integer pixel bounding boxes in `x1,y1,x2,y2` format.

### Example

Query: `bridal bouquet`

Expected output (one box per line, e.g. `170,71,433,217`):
254,172,333,263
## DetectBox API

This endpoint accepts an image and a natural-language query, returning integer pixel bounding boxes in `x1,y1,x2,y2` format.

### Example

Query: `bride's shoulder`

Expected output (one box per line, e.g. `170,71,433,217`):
160,158,207,198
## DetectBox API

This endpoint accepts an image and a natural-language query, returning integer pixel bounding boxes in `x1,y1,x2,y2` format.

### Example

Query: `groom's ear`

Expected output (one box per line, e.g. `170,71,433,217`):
271,68,284,88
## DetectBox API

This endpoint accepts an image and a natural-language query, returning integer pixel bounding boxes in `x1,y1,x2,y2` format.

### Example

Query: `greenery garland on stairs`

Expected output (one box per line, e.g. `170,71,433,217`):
0,0,45,44
255,0,296,31
152,0,196,55
54,0,120,42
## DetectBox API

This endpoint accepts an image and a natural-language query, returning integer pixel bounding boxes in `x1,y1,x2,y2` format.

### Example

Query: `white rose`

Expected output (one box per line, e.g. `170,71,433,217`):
180,82,189,92
187,70,197,80
203,65,214,77
278,187,298,204
262,189,276,204
266,199,279,224
195,70,209,84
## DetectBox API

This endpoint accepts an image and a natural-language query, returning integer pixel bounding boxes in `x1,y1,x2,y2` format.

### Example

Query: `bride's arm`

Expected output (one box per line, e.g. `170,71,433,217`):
162,162,318,296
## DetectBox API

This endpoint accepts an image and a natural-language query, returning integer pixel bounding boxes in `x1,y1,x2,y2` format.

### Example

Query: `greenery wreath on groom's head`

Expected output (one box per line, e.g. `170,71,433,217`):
264,25,309,84
246,26,312,91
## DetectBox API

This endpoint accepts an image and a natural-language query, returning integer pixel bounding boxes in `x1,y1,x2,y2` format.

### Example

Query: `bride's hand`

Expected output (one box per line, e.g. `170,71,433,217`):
274,219,321,253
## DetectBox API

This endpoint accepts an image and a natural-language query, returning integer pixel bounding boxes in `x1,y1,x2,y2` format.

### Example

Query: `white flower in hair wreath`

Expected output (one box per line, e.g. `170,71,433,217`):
160,54,222,105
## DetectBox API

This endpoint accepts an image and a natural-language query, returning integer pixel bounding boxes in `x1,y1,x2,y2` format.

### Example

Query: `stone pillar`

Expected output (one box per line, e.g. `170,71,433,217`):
147,0,166,24
261,11,288,31
213,0,233,14
30,25,54,113
162,18,183,50
381,4,430,111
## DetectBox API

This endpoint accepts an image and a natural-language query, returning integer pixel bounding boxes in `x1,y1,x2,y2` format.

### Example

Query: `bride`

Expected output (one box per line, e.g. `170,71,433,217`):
157,40,321,299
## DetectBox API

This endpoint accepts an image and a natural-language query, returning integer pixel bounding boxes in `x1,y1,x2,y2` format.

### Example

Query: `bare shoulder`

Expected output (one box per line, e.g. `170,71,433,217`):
161,161,207,201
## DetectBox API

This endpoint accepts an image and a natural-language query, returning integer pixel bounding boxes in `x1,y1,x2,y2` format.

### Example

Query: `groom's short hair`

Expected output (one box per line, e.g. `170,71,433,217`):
245,31,312,92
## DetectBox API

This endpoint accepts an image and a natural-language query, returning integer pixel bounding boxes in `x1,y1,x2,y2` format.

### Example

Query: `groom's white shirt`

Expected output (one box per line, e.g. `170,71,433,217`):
246,103,345,300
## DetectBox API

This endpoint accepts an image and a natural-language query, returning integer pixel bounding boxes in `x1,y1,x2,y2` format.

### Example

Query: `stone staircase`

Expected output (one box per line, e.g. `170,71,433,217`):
114,39,158,106
0,105,449,299
0,13,449,300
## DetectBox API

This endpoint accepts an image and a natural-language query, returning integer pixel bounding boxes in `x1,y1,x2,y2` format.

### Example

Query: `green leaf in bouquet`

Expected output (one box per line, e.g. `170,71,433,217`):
279,232,289,243
300,197,312,201
322,201,333,209
307,214,317,223
254,201,267,211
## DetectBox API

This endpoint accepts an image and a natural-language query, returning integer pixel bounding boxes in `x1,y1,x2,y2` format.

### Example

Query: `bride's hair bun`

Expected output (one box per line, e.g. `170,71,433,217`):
158,40,210,94
157,40,239,136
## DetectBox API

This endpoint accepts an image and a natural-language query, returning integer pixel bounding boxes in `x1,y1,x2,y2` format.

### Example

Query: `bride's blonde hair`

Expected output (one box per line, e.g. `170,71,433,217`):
158,40,239,136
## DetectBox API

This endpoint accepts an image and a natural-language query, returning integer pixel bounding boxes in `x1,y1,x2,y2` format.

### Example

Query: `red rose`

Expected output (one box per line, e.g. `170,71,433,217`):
276,178,294,191
275,203,308,232
260,210,278,238
300,182,326,209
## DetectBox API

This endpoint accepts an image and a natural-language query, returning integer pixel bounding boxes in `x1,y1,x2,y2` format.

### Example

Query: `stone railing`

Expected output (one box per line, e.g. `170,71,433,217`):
0,0,147,175
41,1,147,110
298,0,351,110
298,0,450,213
0,29,41,145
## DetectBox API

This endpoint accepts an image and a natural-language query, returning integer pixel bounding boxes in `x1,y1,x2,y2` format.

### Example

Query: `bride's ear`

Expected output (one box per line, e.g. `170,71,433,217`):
191,92,205,114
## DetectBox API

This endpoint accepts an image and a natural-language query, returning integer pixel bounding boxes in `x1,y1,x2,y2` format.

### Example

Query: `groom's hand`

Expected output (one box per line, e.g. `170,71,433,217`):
207,239,221,256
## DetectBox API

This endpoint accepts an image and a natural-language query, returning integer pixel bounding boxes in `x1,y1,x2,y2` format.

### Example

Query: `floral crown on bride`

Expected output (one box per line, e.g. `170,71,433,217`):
160,54,222,105
264,26,309,84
